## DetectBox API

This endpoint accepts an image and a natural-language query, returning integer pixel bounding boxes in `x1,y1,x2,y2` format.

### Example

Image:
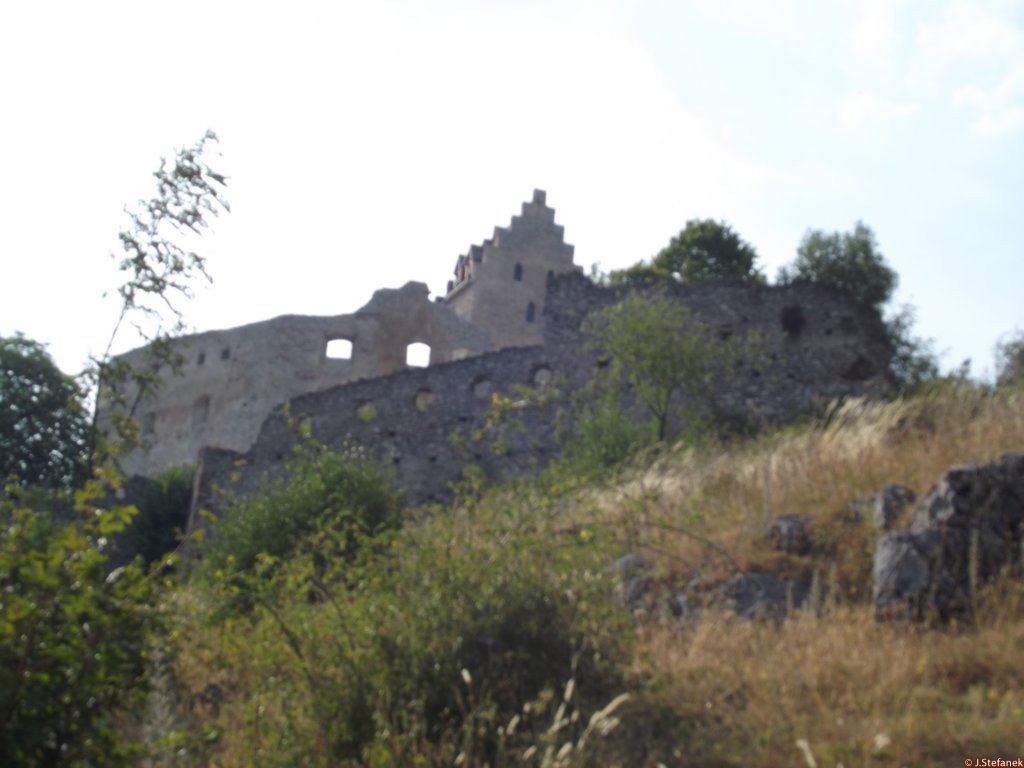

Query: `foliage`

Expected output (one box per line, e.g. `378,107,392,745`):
777,221,896,309
0,474,156,766
88,130,229,463
611,218,764,287
199,442,402,583
582,290,754,440
884,304,940,393
127,464,195,565
0,334,90,490
996,329,1024,386
176,490,632,766
558,385,656,474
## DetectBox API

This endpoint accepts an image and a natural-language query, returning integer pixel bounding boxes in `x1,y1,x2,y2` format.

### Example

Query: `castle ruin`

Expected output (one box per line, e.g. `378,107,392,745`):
97,190,895,518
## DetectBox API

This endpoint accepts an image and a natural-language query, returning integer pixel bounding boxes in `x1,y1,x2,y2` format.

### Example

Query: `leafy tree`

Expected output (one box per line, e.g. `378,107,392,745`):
611,218,764,286
583,290,752,441
996,330,1024,386
885,304,940,393
0,334,89,490
778,221,896,309
0,477,155,766
0,132,228,765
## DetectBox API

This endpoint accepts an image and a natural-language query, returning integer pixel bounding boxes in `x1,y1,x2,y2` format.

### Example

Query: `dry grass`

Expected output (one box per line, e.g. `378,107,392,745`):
163,385,1024,766
644,590,1024,766
584,385,1024,584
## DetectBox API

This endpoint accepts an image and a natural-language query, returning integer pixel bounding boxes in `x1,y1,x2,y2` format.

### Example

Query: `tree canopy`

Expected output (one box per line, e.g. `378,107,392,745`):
779,221,897,309
611,218,764,287
0,334,89,490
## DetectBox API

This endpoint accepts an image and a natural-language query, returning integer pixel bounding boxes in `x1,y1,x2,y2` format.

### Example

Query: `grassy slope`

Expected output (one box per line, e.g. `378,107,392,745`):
165,385,1024,766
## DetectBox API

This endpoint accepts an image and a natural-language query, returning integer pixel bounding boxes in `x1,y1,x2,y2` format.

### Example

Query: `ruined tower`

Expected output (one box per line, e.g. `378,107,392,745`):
443,189,579,348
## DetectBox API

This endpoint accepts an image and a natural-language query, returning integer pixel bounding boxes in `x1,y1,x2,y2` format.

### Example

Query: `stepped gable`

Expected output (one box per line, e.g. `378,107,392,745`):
443,189,581,350
447,189,575,294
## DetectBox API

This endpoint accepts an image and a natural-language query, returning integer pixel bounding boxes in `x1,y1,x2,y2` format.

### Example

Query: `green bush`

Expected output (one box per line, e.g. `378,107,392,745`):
195,501,633,765
125,464,194,565
199,444,402,582
559,386,655,474
0,479,155,766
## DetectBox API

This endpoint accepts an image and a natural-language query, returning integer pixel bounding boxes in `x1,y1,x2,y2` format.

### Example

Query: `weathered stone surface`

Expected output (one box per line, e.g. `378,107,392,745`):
188,271,895,527
764,514,813,555
872,484,916,530
608,553,651,613
445,189,579,349
715,572,810,621
873,453,1024,621
99,281,494,477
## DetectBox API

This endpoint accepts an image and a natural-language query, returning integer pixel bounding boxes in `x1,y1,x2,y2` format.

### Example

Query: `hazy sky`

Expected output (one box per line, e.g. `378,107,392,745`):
1,0,1021,378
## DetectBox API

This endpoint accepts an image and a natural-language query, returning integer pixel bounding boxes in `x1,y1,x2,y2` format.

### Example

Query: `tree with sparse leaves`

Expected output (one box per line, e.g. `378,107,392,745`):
583,290,752,441
89,129,229,465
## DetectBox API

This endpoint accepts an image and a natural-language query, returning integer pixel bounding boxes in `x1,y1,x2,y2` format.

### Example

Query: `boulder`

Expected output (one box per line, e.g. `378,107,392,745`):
873,453,1024,621
608,553,651,613
715,571,810,621
872,484,916,530
764,514,813,555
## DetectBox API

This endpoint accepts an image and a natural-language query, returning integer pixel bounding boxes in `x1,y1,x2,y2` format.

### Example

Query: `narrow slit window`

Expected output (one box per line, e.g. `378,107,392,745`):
513,263,523,281
526,302,536,323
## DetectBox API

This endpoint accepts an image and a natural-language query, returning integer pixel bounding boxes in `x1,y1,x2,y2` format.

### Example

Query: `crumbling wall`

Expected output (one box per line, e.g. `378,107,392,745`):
542,272,895,424
189,273,894,525
99,281,492,477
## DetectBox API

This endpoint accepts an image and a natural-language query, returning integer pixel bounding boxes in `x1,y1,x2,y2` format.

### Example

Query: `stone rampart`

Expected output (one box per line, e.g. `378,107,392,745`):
188,272,893,527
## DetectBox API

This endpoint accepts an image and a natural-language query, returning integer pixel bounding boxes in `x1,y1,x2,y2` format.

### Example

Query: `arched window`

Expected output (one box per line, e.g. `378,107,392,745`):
526,302,536,323
513,263,523,281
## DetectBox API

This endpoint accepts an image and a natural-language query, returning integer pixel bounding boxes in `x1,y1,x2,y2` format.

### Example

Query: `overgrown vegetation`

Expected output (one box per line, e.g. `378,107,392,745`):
154,381,1024,766
127,464,195,565
199,439,402,585
6,153,1023,764
0,475,156,766
582,289,756,441
0,334,89,490
0,130,228,766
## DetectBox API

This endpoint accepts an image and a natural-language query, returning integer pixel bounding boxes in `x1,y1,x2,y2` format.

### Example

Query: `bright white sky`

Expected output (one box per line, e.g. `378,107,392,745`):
1,0,1021,379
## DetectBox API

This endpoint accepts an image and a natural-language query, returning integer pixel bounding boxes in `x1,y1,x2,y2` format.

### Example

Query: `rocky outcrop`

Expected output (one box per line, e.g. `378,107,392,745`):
871,484,916,530
873,453,1024,621
764,514,813,555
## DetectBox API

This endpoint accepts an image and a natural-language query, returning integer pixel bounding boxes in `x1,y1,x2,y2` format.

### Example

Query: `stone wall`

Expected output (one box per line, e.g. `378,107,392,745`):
443,190,579,348
188,272,893,528
99,281,492,477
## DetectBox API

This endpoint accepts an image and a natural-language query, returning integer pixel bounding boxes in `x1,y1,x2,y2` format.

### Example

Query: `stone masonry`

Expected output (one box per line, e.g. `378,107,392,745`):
94,189,895,529
189,271,894,527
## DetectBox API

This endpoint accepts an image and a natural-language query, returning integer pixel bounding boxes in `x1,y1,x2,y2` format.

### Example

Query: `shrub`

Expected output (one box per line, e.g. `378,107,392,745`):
559,386,655,474
0,478,155,766
125,464,194,565
182,500,633,765
199,444,402,582
996,330,1024,387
